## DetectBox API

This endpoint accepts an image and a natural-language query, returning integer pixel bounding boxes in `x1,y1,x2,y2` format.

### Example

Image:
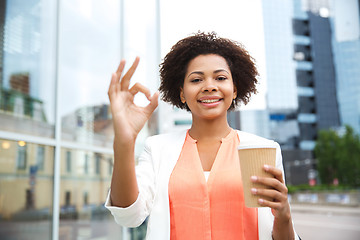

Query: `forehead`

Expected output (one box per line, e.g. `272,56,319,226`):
186,54,230,72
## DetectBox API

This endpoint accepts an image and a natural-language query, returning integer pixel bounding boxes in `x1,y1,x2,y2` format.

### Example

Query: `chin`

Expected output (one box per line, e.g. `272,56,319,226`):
196,111,226,120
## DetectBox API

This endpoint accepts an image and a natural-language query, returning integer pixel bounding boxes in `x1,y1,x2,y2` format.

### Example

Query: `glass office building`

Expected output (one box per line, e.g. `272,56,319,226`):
261,0,299,149
293,0,341,150
331,0,360,134
262,0,297,111
0,0,160,239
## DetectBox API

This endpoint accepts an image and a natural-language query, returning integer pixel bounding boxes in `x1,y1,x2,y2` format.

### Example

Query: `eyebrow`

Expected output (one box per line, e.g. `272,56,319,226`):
187,69,230,78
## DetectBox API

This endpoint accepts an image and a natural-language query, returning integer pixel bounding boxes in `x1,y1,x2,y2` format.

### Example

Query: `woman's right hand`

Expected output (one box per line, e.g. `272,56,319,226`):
108,57,159,144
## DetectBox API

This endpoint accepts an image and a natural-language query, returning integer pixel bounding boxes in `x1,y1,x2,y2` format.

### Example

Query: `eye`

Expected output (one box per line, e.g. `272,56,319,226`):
190,78,201,83
216,76,227,81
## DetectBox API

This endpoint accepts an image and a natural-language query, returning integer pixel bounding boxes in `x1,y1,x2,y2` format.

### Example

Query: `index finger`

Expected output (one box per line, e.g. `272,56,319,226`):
263,165,284,183
120,56,140,90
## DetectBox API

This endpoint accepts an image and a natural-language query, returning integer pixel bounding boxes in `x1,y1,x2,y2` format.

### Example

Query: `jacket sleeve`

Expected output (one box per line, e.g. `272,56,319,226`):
275,142,300,240
104,137,156,228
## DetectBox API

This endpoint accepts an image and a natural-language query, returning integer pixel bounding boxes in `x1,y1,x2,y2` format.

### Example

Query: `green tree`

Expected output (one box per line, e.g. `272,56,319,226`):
314,125,360,187
314,128,340,185
337,126,360,186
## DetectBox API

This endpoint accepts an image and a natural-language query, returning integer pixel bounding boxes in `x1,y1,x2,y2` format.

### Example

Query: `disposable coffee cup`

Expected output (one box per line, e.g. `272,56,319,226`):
238,146,276,208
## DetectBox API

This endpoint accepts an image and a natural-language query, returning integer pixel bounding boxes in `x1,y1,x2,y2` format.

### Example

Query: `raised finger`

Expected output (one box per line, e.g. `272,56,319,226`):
116,59,126,82
108,73,119,97
129,82,151,99
121,56,140,90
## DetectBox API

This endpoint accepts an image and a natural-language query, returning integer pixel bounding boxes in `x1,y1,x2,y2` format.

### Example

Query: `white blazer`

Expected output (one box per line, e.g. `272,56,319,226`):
105,130,299,240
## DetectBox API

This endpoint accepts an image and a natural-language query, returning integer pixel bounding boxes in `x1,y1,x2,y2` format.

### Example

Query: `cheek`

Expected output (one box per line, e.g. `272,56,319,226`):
182,85,197,99
225,84,236,96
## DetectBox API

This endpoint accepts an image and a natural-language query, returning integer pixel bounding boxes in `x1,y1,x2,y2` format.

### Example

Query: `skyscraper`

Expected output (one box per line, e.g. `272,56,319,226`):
293,0,340,150
331,0,360,133
261,0,299,148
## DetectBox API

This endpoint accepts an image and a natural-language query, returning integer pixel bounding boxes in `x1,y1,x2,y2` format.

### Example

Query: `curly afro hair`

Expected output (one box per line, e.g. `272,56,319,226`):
159,32,259,111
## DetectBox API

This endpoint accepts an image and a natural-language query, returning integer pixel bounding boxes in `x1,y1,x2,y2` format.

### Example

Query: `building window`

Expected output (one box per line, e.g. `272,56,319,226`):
16,143,27,170
13,96,24,116
26,189,34,209
84,154,89,174
83,191,89,206
66,151,72,173
37,145,45,170
174,119,192,125
108,158,113,175
95,154,100,175
65,191,71,206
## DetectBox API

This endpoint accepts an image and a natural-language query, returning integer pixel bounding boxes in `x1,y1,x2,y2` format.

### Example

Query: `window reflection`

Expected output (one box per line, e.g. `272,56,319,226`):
61,104,114,148
0,139,53,239
59,0,120,147
59,148,121,239
0,0,158,238
37,145,45,171
16,143,27,170
0,0,56,137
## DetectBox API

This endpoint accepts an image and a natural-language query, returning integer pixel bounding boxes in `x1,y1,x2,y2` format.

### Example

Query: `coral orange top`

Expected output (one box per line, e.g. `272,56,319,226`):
168,129,258,240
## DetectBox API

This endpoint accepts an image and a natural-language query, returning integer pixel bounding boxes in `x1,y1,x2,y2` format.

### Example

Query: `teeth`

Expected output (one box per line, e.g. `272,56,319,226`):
201,99,220,103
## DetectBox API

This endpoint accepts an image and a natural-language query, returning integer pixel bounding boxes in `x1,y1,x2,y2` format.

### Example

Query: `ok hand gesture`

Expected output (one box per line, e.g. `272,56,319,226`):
108,57,159,144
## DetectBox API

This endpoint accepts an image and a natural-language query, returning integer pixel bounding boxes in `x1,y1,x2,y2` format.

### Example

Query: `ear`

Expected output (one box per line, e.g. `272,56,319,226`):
180,88,186,103
233,85,237,99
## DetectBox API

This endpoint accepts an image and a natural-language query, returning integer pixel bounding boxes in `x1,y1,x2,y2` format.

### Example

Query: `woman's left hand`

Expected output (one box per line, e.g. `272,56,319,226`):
250,165,291,221
251,165,295,239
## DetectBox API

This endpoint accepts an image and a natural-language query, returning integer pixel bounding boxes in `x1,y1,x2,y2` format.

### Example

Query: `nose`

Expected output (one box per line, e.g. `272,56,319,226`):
202,79,218,92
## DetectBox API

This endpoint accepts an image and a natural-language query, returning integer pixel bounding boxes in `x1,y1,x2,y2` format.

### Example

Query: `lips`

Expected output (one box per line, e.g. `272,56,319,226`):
197,96,223,106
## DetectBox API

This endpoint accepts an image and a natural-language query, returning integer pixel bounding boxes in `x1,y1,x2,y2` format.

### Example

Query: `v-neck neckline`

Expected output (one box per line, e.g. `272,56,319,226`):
185,129,236,186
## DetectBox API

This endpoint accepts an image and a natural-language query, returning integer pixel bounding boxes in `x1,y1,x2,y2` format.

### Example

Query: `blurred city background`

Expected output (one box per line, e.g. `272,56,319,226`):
0,0,359,239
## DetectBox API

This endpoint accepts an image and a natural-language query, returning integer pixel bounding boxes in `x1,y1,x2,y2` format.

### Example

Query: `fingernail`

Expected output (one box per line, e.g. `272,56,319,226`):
251,188,257,194
251,176,257,182
258,198,264,204
264,165,270,171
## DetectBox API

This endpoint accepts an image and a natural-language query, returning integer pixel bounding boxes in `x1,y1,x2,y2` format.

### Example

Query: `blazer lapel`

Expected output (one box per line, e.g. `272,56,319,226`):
148,130,187,240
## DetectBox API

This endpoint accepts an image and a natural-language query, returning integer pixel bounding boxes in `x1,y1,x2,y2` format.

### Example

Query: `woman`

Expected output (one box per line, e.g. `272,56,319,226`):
105,32,299,240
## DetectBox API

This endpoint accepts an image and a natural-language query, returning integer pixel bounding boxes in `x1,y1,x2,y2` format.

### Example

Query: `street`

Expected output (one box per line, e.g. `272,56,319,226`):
291,204,360,240
1,205,360,240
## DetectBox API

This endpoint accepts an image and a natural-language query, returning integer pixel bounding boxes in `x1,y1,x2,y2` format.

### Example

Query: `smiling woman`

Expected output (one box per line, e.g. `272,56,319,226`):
105,32,300,240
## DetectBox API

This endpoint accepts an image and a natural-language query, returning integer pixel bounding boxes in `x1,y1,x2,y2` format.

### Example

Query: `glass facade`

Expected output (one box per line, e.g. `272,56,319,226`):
331,0,360,133
262,0,297,111
58,1,122,147
0,140,54,239
292,0,342,151
0,0,56,138
260,0,300,149
0,0,160,239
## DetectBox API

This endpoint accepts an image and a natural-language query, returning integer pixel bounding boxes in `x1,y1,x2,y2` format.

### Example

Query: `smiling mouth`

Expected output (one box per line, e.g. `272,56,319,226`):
199,99,222,103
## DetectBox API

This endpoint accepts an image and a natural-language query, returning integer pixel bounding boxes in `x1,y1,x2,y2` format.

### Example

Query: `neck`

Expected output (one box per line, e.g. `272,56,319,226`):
189,114,232,141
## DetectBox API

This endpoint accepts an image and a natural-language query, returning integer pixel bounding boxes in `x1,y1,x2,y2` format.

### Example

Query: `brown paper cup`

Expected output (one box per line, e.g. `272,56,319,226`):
238,146,276,208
